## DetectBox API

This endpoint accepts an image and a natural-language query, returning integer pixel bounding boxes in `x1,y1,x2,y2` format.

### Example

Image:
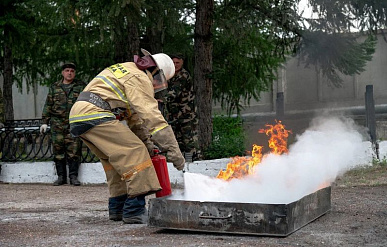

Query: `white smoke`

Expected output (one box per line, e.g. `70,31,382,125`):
179,116,373,204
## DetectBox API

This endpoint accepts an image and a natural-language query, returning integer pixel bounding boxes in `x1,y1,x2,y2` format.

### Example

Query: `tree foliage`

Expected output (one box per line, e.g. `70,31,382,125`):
213,0,301,114
296,31,376,87
0,0,39,120
1,0,387,149
31,0,144,84
295,0,384,88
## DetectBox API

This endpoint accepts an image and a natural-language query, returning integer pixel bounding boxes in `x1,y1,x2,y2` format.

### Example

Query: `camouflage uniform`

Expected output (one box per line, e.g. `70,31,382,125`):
0,87,4,124
159,68,198,157
0,88,3,175
42,78,86,179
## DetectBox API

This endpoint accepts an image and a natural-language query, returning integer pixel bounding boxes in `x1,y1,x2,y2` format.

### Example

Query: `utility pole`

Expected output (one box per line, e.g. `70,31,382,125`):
365,85,379,159
276,92,284,118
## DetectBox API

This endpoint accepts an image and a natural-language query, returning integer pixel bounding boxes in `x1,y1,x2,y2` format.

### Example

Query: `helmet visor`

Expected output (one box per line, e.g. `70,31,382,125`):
152,69,168,93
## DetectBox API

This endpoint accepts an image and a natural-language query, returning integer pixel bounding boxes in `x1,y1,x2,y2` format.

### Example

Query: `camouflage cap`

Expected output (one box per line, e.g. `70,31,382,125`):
61,62,76,70
169,53,185,60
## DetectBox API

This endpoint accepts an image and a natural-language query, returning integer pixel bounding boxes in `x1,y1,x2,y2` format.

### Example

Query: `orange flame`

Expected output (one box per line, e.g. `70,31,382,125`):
216,120,291,181
258,120,292,155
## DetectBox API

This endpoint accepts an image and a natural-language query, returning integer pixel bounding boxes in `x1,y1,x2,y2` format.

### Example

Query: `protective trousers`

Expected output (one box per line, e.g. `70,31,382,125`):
79,120,161,216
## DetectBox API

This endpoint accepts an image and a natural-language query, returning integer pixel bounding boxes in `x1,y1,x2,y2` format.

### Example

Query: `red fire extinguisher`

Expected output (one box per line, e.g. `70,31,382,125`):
151,150,172,198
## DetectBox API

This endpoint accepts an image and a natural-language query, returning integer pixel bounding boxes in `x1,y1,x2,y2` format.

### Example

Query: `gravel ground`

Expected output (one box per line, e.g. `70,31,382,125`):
0,174,386,247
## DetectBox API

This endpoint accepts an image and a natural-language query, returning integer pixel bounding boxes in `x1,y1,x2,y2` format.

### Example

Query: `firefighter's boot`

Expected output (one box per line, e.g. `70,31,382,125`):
122,195,147,224
53,159,66,186
108,194,127,221
68,159,81,186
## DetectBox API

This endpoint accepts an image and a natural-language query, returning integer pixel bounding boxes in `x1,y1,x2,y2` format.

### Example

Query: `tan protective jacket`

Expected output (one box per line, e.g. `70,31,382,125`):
70,62,168,135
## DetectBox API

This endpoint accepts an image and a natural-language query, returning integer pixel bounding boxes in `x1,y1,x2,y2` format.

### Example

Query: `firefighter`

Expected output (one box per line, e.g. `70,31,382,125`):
69,49,185,224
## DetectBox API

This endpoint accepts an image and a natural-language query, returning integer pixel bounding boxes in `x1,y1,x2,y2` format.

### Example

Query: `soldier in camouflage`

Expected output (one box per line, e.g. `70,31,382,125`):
156,54,199,161
40,63,86,186
0,88,3,175
0,87,4,129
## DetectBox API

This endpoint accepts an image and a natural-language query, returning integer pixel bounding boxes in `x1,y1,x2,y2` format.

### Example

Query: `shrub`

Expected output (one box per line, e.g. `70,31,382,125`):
203,115,246,159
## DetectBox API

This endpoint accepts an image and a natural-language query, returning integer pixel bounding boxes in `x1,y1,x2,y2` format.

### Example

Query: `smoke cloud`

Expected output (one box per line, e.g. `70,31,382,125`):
179,116,373,204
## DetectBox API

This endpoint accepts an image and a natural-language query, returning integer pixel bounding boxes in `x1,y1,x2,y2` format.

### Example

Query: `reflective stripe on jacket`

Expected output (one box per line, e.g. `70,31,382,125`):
69,108,116,137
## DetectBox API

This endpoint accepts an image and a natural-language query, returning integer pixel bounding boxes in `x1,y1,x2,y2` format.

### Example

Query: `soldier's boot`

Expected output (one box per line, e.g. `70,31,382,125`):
68,159,81,186
69,176,81,186
108,194,127,221
53,159,66,186
122,195,147,224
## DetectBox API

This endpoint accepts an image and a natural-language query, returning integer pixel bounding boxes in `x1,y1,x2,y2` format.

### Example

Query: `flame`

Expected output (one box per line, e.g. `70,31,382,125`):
317,181,330,190
216,120,291,181
258,120,292,155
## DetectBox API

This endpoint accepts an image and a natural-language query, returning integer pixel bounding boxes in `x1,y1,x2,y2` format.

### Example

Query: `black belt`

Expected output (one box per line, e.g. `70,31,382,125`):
77,91,111,110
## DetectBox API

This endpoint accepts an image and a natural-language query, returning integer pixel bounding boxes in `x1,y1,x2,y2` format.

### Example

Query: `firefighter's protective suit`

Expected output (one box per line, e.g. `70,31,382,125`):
69,54,185,223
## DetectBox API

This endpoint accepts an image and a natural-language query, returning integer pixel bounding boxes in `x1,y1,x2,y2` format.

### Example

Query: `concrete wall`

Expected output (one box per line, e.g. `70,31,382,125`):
214,31,387,114
214,31,387,149
0,80,48,120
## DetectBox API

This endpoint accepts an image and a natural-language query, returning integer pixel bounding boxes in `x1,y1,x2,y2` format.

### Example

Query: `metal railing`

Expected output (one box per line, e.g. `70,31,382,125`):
0,119,98,163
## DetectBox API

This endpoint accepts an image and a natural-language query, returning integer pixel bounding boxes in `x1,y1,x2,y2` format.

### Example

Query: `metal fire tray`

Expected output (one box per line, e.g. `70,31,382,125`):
148,186,331,236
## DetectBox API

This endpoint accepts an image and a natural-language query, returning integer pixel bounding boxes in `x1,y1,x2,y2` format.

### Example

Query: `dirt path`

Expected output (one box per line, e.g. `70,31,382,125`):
1,169,386,247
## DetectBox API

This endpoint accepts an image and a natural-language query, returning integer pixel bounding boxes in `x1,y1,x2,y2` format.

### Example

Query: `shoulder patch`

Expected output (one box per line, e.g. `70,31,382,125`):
107,63,130,79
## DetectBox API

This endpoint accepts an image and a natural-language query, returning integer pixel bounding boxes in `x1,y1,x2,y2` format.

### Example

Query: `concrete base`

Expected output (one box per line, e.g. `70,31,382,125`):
0,159,230,186
2,140,383,186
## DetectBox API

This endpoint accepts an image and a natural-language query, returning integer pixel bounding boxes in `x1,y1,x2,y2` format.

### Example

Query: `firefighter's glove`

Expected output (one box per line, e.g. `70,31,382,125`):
144,140,156,157
112,107,129,121
169,151,185,171
151,125,185,171
40,124,48,134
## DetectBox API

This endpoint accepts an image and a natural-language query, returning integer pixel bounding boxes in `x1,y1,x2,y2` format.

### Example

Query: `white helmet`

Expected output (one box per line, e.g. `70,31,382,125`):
141,48,175,80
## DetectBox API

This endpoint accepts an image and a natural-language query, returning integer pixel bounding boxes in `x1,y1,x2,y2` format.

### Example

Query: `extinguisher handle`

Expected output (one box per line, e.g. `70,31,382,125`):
152,149,167,157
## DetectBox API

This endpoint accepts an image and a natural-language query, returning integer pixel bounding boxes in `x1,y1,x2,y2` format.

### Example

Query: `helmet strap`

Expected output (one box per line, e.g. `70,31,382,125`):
151,67,159,76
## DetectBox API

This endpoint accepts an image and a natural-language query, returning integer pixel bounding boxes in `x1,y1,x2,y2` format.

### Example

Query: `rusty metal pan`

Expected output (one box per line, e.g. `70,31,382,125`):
148,186,331,236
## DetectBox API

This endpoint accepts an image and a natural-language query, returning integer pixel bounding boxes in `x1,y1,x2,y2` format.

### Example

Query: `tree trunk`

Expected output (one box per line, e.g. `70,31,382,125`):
113,21,127,63
114,19,140,63
146,13,164,53
3,28,15,121
127,21,140,59
194,0,214,151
